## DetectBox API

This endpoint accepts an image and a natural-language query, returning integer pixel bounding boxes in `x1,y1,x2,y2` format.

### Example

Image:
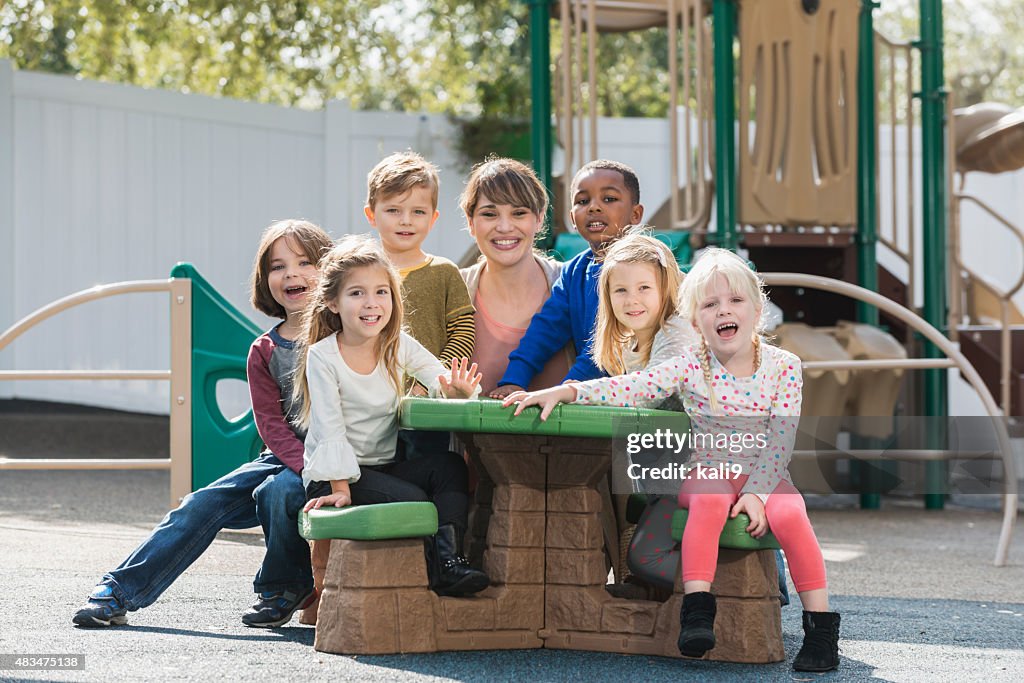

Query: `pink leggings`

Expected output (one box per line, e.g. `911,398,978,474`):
677,475,827,593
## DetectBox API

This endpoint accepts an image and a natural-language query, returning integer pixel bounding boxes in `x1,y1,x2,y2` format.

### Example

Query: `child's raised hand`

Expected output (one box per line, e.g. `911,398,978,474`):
303,489,352,512
438,357,482,399
730,493,767,538
501,385,577,421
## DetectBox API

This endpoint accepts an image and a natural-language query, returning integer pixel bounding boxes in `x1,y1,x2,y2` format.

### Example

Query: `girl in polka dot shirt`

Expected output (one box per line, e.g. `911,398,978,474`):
503,247,840,673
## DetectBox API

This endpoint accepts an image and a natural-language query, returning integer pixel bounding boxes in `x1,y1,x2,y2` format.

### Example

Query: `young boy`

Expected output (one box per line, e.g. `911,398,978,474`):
364,151,475,457
493,159,644,397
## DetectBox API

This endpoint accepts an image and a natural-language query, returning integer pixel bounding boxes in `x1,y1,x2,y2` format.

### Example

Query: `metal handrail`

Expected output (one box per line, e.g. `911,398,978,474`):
951,191,1024,414
763,272,1017,566
874,29,916,312
0,279,192,506
0,280,171,351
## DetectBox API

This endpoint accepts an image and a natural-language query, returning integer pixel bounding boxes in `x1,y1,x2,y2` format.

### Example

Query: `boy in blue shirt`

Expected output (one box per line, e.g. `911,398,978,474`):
492,159,644,397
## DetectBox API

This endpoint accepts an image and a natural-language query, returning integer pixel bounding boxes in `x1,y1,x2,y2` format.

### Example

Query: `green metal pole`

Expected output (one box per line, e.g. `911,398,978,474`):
526,0,554,249
712,0,737,250
856,0,883,510
919,0,948,510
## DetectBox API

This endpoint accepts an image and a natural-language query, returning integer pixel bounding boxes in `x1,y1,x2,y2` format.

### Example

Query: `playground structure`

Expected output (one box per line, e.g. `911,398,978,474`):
540,0,1024,506
0,0,1022,662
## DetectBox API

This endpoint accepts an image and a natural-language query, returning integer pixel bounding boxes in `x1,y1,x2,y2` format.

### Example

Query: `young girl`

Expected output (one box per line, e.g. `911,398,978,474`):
591,231,690,594
594,234,790,606
73,220,333,629
296,234,490,597
591,230,691,379
503,247,840,673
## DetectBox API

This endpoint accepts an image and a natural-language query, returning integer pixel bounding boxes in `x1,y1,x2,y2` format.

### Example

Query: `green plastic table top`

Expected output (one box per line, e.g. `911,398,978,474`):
399,397,687,439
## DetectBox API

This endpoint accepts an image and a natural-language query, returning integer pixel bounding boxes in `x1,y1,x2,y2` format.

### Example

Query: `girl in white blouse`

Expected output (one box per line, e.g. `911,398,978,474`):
294,235,489,597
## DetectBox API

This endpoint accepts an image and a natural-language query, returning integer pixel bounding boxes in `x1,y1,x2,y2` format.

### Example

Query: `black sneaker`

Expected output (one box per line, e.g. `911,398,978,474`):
241,588,315,628
72,585,128,627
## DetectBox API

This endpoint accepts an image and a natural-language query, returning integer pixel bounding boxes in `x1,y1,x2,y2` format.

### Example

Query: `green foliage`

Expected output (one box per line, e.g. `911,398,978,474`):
0,0,684,118
877,0,1024,108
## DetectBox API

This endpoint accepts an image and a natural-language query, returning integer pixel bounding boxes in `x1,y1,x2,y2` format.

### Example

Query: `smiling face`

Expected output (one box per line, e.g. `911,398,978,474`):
468,193,544,269
570,168,644,254
266,236,318,318
694,273,762,364
364,185,439,267
327,264,395,346
608,261,663,341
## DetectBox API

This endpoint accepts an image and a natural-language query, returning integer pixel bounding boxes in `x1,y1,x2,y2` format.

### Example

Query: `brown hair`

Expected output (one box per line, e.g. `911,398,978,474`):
365,151,440,210
459,157,549,223
293,235,405,427
249,220,333,319
592,229,683,375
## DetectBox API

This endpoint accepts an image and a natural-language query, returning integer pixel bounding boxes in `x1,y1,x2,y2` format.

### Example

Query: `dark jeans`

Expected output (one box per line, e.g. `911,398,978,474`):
307,451,470,530
102,453,311,610
397,429,453,461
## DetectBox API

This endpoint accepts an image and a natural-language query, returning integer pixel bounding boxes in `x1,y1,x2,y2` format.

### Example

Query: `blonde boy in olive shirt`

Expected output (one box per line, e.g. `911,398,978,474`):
364,152,474,458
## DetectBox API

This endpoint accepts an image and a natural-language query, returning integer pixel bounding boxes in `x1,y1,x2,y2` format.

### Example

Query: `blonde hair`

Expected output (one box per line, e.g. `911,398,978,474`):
249,220,333,319
592,230,683,375
366,151,440,210
680,247,767,414
294,235,405,427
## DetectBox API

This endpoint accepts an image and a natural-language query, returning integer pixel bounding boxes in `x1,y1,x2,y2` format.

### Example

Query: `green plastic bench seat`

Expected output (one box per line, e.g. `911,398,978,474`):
671,509,782,550
399,397,687,440
298,502,438,541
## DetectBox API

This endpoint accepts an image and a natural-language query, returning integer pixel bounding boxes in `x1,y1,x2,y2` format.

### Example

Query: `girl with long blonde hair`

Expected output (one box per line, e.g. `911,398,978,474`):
591,230,688,377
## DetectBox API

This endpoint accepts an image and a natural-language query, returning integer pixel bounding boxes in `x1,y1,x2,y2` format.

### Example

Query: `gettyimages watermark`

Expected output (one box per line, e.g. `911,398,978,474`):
610,414,1017,497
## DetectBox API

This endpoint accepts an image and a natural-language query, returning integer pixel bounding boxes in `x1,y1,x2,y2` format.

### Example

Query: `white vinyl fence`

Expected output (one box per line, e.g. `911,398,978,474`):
1,59,1022,416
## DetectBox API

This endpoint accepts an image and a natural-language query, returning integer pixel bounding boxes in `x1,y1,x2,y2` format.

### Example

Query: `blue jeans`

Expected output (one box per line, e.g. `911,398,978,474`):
101,453,311,611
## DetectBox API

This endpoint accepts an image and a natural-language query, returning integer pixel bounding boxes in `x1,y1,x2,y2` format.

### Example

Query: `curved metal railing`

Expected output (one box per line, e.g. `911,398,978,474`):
764,273,1017,567
0,279,192,506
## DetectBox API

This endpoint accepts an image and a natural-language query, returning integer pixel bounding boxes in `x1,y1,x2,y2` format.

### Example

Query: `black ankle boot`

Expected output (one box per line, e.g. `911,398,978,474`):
426,524,490,597
793,610,841,672
677,591,717,657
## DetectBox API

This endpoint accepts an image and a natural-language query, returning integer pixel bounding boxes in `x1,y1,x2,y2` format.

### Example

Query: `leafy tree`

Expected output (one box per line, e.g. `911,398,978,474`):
0,0,686,117
876,0,1024,108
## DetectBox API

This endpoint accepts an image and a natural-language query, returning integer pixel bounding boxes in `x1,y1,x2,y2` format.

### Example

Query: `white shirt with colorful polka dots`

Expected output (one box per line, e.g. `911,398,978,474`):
573,341,803,502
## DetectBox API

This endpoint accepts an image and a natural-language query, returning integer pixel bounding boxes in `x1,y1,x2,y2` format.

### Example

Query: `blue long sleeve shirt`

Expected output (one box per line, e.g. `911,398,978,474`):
499,249,606,387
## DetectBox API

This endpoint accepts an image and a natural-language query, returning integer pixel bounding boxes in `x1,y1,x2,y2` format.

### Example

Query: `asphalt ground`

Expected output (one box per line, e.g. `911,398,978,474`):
0,468,1021,683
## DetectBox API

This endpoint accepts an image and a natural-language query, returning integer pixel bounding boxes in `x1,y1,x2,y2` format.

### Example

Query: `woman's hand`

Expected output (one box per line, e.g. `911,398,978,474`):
730,493,767,538
489,384,523,400
303,489,352,512
501,385,577,421
438,357,482,399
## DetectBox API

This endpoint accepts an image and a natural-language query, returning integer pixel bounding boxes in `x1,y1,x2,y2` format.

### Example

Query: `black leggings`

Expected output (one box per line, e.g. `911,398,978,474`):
306,452,470,531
